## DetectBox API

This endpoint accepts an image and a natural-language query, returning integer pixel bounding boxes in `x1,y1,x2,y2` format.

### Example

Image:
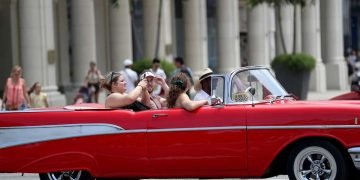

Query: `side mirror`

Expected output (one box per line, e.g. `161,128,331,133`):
247,75,258,83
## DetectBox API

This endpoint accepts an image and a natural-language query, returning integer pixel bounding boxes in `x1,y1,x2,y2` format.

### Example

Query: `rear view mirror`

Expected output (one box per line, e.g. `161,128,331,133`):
248,75,258,83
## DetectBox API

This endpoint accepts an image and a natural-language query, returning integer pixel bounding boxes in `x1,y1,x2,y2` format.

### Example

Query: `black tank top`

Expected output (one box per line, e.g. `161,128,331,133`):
122,101,150,112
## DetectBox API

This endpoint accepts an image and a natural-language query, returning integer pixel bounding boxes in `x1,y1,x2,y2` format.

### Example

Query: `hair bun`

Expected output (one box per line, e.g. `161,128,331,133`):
171,79,184,87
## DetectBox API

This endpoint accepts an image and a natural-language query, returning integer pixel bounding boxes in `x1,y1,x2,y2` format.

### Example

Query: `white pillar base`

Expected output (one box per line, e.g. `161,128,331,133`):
309,61,326,92
43,86,67,107
325,61,349,90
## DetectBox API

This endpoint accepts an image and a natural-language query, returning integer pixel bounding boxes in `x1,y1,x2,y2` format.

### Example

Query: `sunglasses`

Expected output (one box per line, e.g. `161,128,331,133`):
110,72,120,84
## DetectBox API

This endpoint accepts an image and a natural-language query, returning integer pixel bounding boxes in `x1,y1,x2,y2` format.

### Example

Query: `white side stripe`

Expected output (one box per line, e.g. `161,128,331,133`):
1,124,359,149
0,124,124,149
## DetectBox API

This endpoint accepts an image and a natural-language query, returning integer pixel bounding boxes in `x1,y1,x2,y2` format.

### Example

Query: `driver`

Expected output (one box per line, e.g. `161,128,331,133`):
194,68,213,101
101,71,150,111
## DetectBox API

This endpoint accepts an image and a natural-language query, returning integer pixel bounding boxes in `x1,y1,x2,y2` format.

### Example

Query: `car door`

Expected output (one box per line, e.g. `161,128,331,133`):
147,106,246,176
147,76,247,176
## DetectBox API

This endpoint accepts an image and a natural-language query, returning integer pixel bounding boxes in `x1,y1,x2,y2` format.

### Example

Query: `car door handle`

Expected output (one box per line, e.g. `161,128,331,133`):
152,114,168,118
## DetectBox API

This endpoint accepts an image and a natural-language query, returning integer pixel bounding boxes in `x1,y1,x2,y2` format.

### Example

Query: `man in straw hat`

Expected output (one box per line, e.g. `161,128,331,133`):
193,68,213,101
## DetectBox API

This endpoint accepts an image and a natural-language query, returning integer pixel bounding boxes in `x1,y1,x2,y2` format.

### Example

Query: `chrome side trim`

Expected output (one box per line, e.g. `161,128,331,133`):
0,124,124,149
247,125,360,130
348,147,360,170
147,126,247,133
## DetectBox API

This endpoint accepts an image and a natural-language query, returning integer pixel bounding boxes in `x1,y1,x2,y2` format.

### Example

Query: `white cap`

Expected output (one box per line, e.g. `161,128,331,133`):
124,59,133,66
140,71,155,80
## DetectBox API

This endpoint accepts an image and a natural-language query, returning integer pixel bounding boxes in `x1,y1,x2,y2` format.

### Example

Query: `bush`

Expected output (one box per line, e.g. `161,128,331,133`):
271,53,316,72
132,59,176,78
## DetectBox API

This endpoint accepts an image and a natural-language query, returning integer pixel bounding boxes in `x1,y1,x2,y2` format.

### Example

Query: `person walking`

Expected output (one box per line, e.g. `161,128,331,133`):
2,65,31,110
121,59,138,93
85,61,102,103
172,57,193,85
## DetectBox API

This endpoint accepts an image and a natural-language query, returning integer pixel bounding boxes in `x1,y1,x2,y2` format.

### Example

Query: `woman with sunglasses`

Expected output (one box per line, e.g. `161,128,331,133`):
101,71,150,111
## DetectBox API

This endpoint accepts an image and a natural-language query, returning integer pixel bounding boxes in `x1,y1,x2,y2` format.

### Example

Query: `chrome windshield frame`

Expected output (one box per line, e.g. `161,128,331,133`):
225,66,288,105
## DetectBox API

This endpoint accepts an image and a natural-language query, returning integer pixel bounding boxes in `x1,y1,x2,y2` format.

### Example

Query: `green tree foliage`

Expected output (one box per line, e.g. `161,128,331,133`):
132,59,175,78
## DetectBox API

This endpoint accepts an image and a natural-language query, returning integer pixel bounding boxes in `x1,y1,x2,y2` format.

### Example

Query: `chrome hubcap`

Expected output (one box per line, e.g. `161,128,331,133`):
294,147,336,180
47,171,82,180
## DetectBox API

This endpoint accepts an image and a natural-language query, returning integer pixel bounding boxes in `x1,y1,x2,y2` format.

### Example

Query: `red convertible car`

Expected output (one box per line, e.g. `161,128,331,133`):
1,66,360,180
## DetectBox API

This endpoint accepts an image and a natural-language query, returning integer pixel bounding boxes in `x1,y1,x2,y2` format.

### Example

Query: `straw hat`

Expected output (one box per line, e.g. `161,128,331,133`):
194,68,213,91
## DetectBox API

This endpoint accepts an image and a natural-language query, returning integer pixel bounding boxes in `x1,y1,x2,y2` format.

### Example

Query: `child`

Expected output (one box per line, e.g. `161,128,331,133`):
28,82,49,108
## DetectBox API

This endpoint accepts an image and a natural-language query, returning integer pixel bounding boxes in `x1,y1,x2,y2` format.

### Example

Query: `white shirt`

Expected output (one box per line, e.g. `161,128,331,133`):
121,68,138,93
151,68,166,79
194,90,210,101
151,68,167,95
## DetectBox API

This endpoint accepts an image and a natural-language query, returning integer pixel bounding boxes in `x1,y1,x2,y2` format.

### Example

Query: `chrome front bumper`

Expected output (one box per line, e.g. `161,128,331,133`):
348,147,360,170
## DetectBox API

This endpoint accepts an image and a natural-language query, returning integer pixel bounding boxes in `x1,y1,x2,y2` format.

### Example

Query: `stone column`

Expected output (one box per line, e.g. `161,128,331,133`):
19,0,66,106
143,0,164,59
71,0,96,86
320,0,348,90
216,0,240,73
109,0,132,70
183,0,208,79
57,0,71,88
248,3,268,65
294,5,302,53
275,4,294,55
302,0,326,92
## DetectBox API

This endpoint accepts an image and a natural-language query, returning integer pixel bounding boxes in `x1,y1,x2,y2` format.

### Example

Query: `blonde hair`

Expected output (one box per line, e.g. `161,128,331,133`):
11,65,22,77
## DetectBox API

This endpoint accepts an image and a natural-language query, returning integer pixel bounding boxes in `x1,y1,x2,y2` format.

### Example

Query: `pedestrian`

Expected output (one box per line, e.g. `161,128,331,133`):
28,82,49,108
121,59,138,93
194,68,213,101
172,57,194,85
85,61,102,103
150,58,167,95
2,65,31,110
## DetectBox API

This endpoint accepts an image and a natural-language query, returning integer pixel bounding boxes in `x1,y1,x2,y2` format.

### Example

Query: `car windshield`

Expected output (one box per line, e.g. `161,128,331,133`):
230,68,288,103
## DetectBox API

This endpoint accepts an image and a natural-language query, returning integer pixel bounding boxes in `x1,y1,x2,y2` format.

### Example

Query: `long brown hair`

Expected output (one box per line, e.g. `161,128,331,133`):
167,73,189,108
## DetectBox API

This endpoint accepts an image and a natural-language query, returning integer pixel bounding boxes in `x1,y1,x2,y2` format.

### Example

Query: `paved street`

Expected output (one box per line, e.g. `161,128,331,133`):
0,173,289,180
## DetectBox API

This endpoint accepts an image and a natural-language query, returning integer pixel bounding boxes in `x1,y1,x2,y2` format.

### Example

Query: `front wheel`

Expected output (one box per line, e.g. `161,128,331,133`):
287,141,348,180
39,170,92,180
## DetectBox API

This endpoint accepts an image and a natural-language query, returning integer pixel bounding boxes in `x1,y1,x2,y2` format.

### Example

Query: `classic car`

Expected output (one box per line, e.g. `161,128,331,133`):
331,71,360,100
1,66,360,180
